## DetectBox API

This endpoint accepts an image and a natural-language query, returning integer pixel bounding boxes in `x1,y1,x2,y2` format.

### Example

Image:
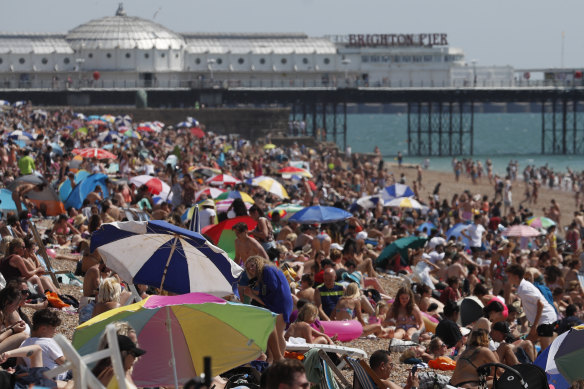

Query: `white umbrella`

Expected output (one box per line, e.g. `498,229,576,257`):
385,197,423,209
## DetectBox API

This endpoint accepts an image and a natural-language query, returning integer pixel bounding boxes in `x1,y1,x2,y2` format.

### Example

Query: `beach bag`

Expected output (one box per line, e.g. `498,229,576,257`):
45,291,70,309
418,371,451,389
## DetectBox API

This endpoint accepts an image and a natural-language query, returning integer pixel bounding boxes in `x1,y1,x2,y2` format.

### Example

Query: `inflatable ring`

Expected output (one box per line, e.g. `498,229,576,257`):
321,320,363,342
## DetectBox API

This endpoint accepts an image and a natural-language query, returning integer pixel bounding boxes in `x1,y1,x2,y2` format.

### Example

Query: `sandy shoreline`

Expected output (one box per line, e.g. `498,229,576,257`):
384,162,579,229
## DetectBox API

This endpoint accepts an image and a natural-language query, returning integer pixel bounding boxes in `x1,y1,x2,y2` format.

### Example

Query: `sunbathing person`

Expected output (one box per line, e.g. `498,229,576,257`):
332,283,393,338
384,286,424,340
449,329,499,389
285,303,334,345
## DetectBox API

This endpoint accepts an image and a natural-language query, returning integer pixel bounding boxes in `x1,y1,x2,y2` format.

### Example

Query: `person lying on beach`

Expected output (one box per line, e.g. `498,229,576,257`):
285,303,334,345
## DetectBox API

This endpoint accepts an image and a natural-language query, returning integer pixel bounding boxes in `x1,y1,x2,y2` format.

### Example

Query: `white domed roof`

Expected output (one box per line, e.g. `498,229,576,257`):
66,5,185,50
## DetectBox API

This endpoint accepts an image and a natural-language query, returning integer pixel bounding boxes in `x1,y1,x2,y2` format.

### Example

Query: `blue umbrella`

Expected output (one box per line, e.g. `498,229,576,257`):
176,121,192,128
87,115,102,121
189,205,200,232
446,223,472,247
379,183,414,203
288,205,352,224
535,345,569,389
114,115,132,128
29,110,48,121
13,101,26,107
50,142,63,156
0,100,10,108
8,130,34,141
417,222,436,234
0,189,26,213
90,220,243,296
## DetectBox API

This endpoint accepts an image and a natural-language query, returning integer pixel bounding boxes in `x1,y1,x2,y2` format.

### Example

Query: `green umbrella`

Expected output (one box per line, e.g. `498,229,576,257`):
375,236,427,268
554,326,584,383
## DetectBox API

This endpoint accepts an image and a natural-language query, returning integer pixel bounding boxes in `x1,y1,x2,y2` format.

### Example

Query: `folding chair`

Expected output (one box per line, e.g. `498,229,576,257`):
318,349,351,389
286,341,367,369
46,323,128,389
30,221,64,287
344,355,388,389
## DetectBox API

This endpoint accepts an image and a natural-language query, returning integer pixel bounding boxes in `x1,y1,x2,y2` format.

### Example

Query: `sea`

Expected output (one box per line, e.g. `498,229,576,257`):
336,112,584,176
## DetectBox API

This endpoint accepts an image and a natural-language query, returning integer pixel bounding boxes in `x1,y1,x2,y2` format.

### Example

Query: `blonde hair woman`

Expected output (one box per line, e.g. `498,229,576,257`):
333,283,394,338
92,277,122,318
243,255,293,363
285,303,334,344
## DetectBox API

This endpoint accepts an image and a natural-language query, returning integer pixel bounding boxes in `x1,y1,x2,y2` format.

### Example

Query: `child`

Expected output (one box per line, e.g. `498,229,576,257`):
19,308,68,382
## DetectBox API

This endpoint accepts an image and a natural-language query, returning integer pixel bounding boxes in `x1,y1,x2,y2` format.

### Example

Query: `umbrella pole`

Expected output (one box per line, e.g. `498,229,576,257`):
166,307,179,389
160,236,179,291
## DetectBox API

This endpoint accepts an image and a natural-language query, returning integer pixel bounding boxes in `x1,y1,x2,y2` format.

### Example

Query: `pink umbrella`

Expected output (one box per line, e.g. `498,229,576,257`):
206,174,241,186
502,225,541,238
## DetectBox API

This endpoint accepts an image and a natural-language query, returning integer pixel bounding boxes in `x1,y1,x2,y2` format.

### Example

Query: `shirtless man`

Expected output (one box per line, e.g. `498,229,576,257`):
233,222,268,266
296,273,315,303
79,259,110,325
490,322,519,366
446,254,468,281
86,185,103,205
11,182,47,216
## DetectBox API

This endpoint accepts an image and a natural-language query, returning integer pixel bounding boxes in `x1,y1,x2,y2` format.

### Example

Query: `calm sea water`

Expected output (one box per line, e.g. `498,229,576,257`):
334,113,584,175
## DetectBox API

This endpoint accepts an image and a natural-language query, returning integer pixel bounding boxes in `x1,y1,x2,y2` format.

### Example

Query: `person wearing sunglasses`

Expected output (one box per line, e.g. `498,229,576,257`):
370,350,419,389
0,281,30,354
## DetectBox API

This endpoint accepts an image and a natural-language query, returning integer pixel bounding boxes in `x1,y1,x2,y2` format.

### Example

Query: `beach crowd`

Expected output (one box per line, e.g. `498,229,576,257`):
0,101,583,388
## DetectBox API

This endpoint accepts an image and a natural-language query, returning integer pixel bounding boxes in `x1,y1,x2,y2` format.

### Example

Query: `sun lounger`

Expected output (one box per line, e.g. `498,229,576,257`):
344,355,386,389
285,340,367,369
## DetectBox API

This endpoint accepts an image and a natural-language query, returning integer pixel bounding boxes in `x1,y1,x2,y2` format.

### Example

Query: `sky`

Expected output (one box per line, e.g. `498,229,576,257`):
2,0,583,70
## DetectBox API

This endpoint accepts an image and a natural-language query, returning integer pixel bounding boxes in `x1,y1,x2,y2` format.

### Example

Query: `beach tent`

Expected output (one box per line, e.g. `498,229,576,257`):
8,174,65,216
64,173,109,210
58,170,90,202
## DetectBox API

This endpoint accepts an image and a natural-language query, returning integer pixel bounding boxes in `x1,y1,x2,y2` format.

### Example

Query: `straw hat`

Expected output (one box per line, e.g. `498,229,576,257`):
73,214,87,227
201,199,215,208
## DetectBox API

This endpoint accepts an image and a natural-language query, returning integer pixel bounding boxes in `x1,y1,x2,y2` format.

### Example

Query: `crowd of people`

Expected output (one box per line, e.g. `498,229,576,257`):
0,101,583,388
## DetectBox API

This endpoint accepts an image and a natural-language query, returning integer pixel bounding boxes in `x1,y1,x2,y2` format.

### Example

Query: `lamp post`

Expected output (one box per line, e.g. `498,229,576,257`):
341,58,351,87
207,58,216,86
76,58,85,88
471,59,477,87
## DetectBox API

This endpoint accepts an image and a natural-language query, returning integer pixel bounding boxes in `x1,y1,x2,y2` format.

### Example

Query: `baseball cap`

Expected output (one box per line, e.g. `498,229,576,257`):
117,335,146,357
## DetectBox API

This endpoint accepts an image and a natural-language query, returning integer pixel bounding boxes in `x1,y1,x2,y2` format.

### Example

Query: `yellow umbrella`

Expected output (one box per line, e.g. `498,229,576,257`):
263,143,276,150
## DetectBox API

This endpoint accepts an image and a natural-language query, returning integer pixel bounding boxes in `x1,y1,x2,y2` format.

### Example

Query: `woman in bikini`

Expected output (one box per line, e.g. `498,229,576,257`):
332,283,393,338
285,303,334,345
384,286,423,340
450,329,499,389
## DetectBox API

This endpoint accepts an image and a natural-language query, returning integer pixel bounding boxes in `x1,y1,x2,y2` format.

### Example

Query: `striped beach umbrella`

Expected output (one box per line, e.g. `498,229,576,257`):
246,176,289,199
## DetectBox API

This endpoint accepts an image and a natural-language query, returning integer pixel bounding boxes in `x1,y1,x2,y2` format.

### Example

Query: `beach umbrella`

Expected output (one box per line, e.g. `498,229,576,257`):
129,175,171,196
90,220,243,296
8,130,34,141
245,176,289,199
176,121,192,128
263,143,276,150
114,115,132,128
385,197,423,209
7,174,65,216
13,101,26,107
29,109,48,121
87,115,102,121
74,113,86,120
202,216,257,260
417,222,436,234
97,130,122,143
526,216,556,229
379,183,415,203
215,191,255,204
186,116,199,127
87,119,107,127
446,223,472,247
0,189,27,213
375,236,427,268
137,123,156,132
69,155,84,173
0,100,10,109
50,142,63,156
189,205,200,232
351,195,382,211
535,345,570,389
190,127,205,138
195,187,226,202
190,166,222,178
101,114,116,123
182,201,207,224
73,293,276,387
122,129,141,139
288,205,352,224
278,166,313,178
206,174,241,186
268,203,304,220
215,199,253,213
72,148,117,160
502,225,541,238
551,326,584,383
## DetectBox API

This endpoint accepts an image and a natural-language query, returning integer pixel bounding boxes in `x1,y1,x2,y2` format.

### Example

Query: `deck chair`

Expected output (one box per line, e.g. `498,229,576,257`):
318,350,352,389
286,341,367,369
477,362,547,389
46,323,128,389
30,221,63,287
344,356,387,389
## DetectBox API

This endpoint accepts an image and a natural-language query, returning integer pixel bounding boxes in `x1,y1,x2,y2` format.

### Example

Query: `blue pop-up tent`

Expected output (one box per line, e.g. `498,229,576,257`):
64,173,109,210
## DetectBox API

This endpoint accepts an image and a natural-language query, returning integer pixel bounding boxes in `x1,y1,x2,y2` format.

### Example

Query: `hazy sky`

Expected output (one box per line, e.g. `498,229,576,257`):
2,0,582,69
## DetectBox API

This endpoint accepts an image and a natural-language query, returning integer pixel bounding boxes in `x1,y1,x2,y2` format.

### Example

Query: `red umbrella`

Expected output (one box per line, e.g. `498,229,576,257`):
137,125,156,133
206,174,241,186
72,148,117,159
129,175,170,196
87,119,106,127
190,127,205,138
195,187,226,202
277,166,313,178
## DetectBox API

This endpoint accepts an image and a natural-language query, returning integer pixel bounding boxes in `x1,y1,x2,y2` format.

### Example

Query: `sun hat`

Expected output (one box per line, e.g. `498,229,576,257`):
201,199,215,208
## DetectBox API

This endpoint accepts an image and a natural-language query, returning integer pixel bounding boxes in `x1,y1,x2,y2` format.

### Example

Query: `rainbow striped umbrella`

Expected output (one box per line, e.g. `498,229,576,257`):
202,216,257,260
73,293,276,387
268,203,304,220
526,216,556,229
215,190,254,203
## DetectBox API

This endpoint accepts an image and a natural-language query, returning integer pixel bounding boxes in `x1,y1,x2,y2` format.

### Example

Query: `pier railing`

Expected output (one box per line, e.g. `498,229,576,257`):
2,77,584,90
